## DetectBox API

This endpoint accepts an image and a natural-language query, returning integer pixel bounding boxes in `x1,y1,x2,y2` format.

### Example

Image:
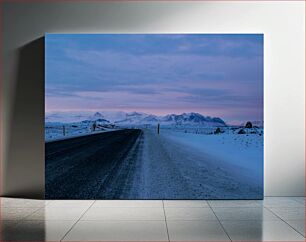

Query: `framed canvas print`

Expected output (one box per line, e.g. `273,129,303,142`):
45,34,263,199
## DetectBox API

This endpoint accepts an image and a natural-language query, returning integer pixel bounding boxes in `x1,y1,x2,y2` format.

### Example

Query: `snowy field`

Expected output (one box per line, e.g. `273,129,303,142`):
45,122,118,142
137,127,263,199
160,126,263,177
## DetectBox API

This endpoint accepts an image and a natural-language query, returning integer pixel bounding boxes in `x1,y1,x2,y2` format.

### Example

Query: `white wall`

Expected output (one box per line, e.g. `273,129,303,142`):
2,1,305,197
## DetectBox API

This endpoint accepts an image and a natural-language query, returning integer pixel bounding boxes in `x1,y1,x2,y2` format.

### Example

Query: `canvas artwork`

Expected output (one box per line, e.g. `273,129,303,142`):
45,34,263,199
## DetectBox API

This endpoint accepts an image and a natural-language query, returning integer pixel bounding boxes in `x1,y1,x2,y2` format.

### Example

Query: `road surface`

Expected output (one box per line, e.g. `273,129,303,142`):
45,128,262,199
45,129,143,199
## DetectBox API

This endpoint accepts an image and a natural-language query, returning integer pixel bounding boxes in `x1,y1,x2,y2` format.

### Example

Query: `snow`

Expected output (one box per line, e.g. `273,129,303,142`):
161,127,263,178
136,128,263,199
45,129,113,143
45,121,118,142
45,111,227,127
45,110,232,142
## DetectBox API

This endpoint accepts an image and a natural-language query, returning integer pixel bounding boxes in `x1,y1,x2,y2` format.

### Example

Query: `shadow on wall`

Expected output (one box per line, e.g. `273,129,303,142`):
4,37,45,199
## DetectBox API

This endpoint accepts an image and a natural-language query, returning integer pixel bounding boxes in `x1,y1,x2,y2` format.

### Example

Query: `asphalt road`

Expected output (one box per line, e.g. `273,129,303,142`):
45,129,142,199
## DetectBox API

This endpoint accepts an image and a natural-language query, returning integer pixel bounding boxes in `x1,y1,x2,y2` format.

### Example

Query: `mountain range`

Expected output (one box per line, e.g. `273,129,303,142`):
45,111,227,127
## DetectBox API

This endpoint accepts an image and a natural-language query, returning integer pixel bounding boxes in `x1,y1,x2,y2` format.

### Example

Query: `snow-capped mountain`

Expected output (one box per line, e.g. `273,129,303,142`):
142,115,159,123
160,113,225,126
115,112,157,125
117,112,148,123
45,111,125,123
91,112,103,120
45,111,227,127
45,112,91,123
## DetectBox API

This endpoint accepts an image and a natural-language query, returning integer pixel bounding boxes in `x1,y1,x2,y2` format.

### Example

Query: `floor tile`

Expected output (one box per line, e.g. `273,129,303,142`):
268,207,305,220
0,207,39,220
163,200,209,208
264,197,304,207
291,197,305,205
221,220,305,241
0,220,20,231
286,220,305,236
1,197,305,241
81,207,165,221
47,200,94,208
92,200,163,208
0,198,47,208
208,200,263,208
63,220,168,241
167,220,230,241
1,220,75,241
25,207,88,220
165,207,217,221
0,220,21,240
212,207,279,221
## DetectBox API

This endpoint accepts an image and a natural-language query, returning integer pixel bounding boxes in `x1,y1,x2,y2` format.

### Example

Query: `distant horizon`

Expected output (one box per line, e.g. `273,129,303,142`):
45,109,263,125
46,34,263,124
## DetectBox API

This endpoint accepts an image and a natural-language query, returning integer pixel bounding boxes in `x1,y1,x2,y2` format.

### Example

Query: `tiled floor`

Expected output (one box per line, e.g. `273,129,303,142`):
0,197,304,241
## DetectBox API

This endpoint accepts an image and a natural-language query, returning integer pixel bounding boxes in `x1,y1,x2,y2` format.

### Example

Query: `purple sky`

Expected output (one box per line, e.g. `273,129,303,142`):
45,34,263,124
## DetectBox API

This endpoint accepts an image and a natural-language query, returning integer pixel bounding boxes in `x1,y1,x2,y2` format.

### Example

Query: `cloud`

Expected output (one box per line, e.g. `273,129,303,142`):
47,48,262,91
45,34,263,122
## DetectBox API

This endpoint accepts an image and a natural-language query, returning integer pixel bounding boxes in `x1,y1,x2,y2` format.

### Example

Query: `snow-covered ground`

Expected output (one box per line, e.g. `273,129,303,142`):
135,128,263,199
160,127,263,177
45,122,118,142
